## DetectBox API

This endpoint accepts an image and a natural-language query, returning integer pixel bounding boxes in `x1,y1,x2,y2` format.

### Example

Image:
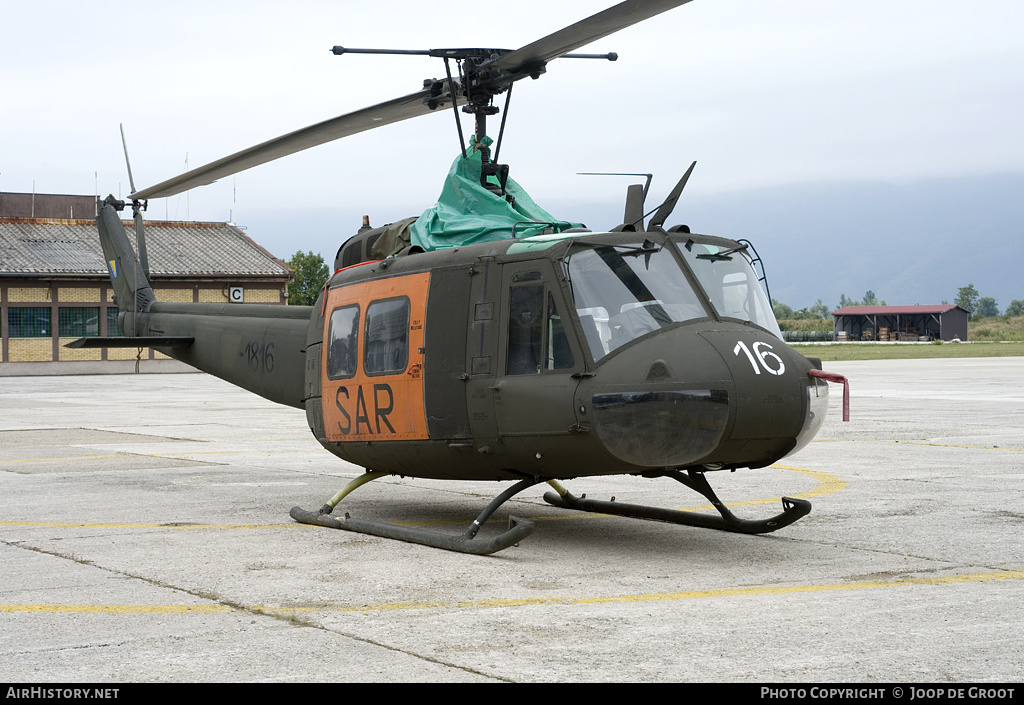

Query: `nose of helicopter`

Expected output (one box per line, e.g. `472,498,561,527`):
584,325,826,470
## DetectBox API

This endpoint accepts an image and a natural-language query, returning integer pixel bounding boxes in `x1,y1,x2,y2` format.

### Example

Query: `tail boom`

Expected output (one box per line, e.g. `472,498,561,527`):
92,196,310,409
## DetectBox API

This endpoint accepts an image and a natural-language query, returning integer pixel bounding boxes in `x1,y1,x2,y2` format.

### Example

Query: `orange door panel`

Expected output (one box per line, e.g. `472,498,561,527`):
322,272,430,442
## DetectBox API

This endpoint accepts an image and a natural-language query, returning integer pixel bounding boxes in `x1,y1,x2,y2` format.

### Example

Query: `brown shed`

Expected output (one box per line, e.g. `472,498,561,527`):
832,305,970,342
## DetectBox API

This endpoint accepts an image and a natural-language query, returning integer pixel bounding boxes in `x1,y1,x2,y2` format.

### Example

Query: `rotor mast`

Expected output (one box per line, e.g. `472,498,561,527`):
332,46,617,199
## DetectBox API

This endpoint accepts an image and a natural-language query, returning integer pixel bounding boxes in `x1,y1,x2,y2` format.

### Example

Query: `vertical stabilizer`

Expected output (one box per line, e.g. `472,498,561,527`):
97,195,155,335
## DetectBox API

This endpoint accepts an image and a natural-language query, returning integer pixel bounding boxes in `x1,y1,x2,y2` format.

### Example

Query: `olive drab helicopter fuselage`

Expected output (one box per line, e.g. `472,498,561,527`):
314,228,824,480
77,0,849,554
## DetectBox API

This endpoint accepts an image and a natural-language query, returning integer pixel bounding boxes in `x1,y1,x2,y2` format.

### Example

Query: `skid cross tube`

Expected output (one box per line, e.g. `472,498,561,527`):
543,470,810,534
290,476,539,555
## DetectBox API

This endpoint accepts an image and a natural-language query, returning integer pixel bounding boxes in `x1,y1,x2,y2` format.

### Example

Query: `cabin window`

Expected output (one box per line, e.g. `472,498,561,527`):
364,297,409,375
327,305,360,379
505,279,575,375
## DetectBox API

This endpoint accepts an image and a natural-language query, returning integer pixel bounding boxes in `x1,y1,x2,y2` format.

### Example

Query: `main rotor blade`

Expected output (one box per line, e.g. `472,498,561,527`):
131,88,440,200
130,0,694,201
483,0,693,81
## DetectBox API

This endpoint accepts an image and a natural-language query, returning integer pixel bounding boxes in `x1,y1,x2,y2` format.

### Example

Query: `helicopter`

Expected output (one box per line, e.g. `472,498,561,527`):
75,0,849,554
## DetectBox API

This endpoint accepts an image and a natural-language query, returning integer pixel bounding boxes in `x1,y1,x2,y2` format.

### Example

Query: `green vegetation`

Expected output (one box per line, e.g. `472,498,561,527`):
838,291,886,308
777,317,833,332
953,284,1018,320
782,315,1024,360
286,251,330,306
779,315,1024,341
792,341,1024,361
970,314,1024,341
955,284,980,318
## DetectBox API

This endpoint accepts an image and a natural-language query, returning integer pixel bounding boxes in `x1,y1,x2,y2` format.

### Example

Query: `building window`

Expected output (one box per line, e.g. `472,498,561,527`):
364,297,409,375
7,307,51,338
106,308,123,337
58,307,100,338
327,305,360,379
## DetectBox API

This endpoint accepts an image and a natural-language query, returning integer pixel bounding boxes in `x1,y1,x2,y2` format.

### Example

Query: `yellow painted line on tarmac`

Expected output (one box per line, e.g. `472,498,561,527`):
0,453,124,465
1,466,845,530
814,439,1024,452
9,569,1021,616
0,604,230,614
259,568,1024,615
0,448,326,466
0,520,297,529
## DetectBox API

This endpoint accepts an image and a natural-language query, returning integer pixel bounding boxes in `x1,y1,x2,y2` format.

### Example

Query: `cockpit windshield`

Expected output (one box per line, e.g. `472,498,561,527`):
564,243,707,359
677,239,782,338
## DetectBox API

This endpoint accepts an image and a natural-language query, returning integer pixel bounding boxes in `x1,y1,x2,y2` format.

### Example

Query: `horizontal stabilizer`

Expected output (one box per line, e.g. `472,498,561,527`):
65,337,195,349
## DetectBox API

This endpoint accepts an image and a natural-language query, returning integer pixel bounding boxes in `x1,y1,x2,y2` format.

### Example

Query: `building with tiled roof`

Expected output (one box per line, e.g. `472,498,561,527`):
1,193,293,372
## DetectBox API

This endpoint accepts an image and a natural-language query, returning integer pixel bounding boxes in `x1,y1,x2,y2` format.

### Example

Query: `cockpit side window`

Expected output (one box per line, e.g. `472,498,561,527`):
505,275,576,375
507,282,544,375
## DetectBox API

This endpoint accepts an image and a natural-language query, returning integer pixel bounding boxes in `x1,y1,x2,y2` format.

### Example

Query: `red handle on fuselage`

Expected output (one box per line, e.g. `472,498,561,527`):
809,369,850,422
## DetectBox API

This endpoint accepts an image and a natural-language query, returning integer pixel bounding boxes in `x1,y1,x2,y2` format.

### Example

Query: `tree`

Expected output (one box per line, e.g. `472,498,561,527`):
955,284,980,319
839,292,884,308
976,297,1000,318
809,299,831,318
286,250,329,306
772,299,794,320
1006,299,1024,317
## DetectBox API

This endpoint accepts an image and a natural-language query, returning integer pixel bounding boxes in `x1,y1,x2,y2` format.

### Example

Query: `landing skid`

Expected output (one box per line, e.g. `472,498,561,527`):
290,472,538,555
543,469,811,534
291,468,810,554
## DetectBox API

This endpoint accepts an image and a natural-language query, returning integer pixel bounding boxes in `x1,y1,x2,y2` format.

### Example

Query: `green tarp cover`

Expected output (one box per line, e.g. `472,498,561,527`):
410,136,582,251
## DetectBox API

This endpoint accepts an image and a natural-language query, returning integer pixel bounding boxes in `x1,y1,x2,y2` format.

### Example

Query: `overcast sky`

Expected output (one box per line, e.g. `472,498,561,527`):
3,0,1022,261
